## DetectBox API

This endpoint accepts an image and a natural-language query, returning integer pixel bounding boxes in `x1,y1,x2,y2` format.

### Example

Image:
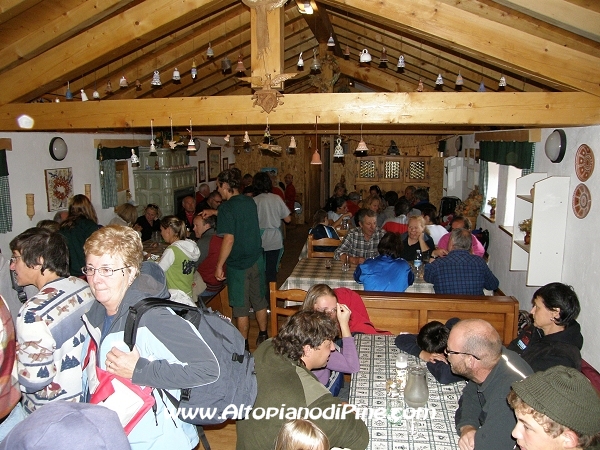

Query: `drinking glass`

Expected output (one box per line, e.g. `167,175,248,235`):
152,230,161,243
386,397,404,425
325,259,332,269
341,253,350,272
395,353,408,388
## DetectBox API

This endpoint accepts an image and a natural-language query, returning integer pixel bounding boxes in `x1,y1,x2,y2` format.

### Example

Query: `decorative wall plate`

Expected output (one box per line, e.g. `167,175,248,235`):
575,144,594,182
572,183,591,219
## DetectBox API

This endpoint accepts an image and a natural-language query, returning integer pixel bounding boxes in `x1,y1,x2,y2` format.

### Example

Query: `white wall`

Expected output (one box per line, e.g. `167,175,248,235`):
0,131,234,254
483,126,600,370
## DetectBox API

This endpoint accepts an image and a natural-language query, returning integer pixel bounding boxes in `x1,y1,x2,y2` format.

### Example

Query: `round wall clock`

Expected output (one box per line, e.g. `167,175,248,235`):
544,129,566,163
575,144,594,182
49,137,68,161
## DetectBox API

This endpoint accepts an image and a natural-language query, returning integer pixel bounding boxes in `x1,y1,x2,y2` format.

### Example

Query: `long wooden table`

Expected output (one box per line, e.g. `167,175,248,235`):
350,334,466,450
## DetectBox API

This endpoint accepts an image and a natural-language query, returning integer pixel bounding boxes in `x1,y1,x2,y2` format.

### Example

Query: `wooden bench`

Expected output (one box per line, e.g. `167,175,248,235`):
359,291,519,345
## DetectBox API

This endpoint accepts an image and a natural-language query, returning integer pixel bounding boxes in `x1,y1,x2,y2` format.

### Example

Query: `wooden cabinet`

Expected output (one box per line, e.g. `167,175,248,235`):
510,173,569,286
355,156,430,195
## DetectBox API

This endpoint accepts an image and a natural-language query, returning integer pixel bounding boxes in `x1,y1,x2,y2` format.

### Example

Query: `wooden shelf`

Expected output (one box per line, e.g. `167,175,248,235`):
514,240,530,252
481,213,496,223
516,194,533,203
500,225,514,236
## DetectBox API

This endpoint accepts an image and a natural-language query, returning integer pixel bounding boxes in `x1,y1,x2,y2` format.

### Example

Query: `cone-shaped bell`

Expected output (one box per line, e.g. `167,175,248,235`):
297,52,304,70
435,74,444,91
149,140,157,155
130,149,140,167
207,43,214,58
310,149,322,164
289,136,297,149
151,70,162,88
310,49,321,74
387,140,400,155
263,125,271,144
343,44,350,60
92,89,100,100
172,68,181,84
243,131,251,143
187,138,196,152
191,59,197,79
80,89,89,102
455,72,464,91
478,80,486,92
65,82,73,100
397,55,405,73
333,137,344,158
119,75,128,88
498,75,506,91
221,56,232,74
356,139,368,152
207,138,212,147
105,80,113,94
135,79,142,91
379,47,388,69
327,34,335,48
417,79,424,92
235,55,246,76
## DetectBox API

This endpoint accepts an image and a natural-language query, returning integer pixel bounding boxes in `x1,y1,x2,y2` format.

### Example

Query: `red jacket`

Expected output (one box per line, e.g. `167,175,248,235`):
334,287,392,335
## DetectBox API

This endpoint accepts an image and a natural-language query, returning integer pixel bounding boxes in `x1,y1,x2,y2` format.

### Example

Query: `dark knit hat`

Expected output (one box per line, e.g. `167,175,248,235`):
511,365,600,436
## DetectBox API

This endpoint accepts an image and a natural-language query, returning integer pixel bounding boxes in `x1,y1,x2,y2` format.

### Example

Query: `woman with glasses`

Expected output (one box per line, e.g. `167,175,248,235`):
301,284,358,397
134,204,161,242
157,216,199,306
81,225,219,450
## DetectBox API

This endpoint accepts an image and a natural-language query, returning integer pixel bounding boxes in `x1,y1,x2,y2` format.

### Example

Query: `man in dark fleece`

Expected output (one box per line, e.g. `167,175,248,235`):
507,282,583,372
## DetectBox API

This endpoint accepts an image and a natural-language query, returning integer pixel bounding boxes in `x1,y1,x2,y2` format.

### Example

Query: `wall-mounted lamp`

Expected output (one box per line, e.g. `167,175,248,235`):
26,194,35,220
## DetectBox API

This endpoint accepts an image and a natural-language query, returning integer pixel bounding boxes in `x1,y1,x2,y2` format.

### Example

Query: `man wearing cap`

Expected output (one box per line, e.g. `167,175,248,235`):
508,365,600,450
448,319,533,450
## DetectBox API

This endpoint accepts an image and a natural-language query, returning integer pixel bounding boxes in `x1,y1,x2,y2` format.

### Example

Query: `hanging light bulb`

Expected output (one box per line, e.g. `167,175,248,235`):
297,51,304,70
172,67,181,84
302,0,313,14
187,119,196,152
235,54,246,77
498,75,507,91
435,73,444,91
417,78,424,92
455,72,464,91
65,82,73,100
343,44,350,60
151,70,162,88
191,59,197,79
327,34,335,48
119,75,128,88
149,119,157,156
80,89,89,102
310,48,321,74
396,55,405,73
207,43,214,58
221,56,232,74
379,47,388,69
478,80,486,92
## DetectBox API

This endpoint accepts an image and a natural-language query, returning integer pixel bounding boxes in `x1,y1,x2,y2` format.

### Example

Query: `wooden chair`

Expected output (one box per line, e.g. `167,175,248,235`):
269,282,307,337
307,234,342,258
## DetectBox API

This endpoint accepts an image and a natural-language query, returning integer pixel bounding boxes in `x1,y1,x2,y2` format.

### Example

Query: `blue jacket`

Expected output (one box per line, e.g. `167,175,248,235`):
82,262,219,450
353,255,414,292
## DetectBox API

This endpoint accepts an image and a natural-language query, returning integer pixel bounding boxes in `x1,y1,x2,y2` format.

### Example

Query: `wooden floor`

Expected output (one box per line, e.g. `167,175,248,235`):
199,222,309,450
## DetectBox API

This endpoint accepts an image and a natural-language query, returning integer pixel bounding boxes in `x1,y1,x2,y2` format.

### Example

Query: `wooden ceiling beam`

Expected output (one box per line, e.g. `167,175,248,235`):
337,59,416,93
0,0,135,74
492,0,600,43
321,0,600,96
1,92,598,131
0,0,43,26
0,0,236,105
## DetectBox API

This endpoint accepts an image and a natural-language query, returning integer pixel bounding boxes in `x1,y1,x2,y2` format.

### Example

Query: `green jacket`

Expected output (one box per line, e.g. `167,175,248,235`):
236,340,369,450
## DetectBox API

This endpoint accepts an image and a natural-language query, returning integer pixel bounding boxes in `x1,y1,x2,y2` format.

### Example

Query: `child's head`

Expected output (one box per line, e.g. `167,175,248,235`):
274,419,329,450
417,321,450,353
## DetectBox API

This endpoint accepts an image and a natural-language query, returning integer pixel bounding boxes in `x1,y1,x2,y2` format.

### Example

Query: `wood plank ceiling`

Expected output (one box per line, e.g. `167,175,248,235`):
0,0,598,135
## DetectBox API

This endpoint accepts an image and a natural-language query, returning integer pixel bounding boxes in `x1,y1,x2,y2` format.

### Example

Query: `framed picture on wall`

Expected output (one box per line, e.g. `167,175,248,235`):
222,158,228,171
208,147,221,181
45,167,73,211
198,161,206,183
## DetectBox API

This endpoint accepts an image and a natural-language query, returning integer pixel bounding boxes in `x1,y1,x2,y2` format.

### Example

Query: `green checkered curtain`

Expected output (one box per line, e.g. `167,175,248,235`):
479,160,488,213
99,159,118,209
479,141,534,169
0,150,12,233
521,143,536,176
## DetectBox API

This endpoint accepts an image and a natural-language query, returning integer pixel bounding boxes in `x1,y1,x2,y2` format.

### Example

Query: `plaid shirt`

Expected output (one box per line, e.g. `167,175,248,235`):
334,227,386,260
424,249,499,295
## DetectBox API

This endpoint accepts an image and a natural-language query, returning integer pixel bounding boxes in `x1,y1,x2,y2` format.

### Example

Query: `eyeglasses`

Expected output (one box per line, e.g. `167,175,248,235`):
146,204,159,210
316,307,337,316
9,255,22,264
444,347,481,360
81,266,131,277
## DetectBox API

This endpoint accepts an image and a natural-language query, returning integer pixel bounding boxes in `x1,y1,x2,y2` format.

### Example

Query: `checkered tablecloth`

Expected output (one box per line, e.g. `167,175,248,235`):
349,334,466,450
279,258,435,293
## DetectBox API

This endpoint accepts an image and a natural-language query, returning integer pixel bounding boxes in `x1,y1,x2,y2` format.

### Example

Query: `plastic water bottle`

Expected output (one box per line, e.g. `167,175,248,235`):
414,250,422,278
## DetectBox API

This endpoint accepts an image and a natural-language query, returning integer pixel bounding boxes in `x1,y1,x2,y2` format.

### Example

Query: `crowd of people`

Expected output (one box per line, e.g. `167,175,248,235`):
0,176,598,450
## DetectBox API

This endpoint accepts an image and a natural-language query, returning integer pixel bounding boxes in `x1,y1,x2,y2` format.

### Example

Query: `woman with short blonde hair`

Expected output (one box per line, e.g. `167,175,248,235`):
274,419,330,450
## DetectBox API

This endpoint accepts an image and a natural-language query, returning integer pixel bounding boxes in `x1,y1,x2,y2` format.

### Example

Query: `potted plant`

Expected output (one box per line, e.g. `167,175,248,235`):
487,197,497,218
519,218,532,244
